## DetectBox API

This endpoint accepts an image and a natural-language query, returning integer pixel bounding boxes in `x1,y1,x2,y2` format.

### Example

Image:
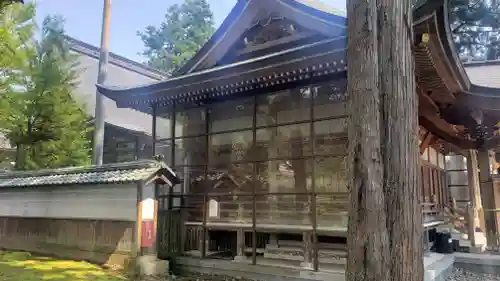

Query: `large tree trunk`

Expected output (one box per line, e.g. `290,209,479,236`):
346,0,423,280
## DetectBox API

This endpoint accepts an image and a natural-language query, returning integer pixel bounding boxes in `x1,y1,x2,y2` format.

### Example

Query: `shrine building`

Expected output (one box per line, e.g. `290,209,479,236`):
97,0,500,277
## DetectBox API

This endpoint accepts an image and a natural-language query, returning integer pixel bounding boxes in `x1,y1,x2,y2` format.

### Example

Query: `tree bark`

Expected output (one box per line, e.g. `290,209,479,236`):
346,0,423,280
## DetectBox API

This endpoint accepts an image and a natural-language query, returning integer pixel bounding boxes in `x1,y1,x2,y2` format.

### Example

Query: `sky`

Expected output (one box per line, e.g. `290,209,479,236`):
32,0,346,63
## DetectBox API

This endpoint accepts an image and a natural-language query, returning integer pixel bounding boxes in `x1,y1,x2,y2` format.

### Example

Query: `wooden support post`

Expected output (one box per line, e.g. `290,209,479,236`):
197,227,209,256
466,203,475,247
234,228,246,262
269,234,278,247
301,232,313,269
201,194,207,258
466,150,483,247
136,181,166,277
478,149,498,247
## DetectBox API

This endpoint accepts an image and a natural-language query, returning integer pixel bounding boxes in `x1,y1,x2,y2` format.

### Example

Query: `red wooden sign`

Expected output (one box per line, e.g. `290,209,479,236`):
141,220,155,248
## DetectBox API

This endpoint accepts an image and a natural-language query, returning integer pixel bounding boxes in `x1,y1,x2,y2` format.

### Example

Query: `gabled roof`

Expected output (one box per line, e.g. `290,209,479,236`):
65,35,167,80
174,0,346,76
97,0,348,112
0,160,180,187
99,37,346,108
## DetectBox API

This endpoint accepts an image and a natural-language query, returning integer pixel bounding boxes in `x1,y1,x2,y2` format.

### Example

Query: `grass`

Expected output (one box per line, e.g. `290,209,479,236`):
0,251,127,281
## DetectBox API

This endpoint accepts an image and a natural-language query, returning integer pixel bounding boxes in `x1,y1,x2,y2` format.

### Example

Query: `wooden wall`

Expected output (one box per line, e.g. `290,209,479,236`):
0,183,138,268
0,217,135,268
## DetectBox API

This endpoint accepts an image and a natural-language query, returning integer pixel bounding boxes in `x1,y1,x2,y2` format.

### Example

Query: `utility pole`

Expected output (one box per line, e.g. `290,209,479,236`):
92,0,111,165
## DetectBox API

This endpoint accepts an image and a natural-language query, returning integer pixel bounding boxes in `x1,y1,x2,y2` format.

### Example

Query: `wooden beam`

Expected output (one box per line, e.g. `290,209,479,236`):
419,132,435,155
418,90,440,113
419,116,477,149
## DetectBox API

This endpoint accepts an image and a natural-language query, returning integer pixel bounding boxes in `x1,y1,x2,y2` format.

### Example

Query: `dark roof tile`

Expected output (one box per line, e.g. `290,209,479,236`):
0,160,178,187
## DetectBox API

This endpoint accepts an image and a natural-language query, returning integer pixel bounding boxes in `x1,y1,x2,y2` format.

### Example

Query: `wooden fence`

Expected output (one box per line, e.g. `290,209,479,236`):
0,217,135,268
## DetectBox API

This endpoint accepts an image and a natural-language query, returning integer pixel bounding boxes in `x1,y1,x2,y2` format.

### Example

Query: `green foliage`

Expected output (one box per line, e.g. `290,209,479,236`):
0,3,36,170
138,0,215,75
0,2,35,93
0,0,23,12
449,0,500,61
0,5,91,170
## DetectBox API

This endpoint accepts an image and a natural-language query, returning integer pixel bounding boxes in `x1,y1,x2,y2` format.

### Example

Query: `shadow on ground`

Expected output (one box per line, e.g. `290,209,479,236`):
0,251,127,281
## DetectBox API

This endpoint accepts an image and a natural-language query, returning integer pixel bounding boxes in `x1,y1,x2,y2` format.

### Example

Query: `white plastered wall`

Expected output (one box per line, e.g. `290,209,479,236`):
0,183,137,221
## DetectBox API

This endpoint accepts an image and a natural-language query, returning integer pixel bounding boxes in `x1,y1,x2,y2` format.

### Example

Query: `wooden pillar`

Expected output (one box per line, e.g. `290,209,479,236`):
478,149,498,247
234,228,246,262
197,227,209,256
136,180,160,276
301,232,313,269
490,151,499,175
466,150,483,246
269,234,278,246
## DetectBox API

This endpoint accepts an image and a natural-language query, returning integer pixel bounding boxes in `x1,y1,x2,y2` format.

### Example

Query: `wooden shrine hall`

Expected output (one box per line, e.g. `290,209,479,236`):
98,0,500,275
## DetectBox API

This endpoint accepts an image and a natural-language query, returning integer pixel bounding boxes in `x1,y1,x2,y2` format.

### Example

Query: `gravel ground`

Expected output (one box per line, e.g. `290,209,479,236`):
448,267,500,281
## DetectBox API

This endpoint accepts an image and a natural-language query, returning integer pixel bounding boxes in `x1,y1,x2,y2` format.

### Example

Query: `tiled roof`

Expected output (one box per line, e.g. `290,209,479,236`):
0,160,177,188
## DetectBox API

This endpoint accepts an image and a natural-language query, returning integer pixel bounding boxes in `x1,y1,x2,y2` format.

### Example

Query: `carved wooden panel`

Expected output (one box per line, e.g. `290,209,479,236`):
243,15,309,47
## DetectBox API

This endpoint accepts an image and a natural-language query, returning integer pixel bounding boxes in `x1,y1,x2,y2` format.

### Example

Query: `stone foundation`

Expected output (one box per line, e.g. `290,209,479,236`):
175,253,454,281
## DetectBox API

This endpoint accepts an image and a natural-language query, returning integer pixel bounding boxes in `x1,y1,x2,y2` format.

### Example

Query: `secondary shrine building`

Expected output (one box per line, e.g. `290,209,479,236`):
98,0,500,274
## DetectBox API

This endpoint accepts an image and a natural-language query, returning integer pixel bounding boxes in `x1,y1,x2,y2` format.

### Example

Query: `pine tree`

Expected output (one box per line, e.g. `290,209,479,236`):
1,10,91,170
450,0,500,61
138,0,215,75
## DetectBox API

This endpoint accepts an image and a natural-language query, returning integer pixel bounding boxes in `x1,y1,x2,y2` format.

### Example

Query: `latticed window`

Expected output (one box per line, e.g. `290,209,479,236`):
153,81,349,227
